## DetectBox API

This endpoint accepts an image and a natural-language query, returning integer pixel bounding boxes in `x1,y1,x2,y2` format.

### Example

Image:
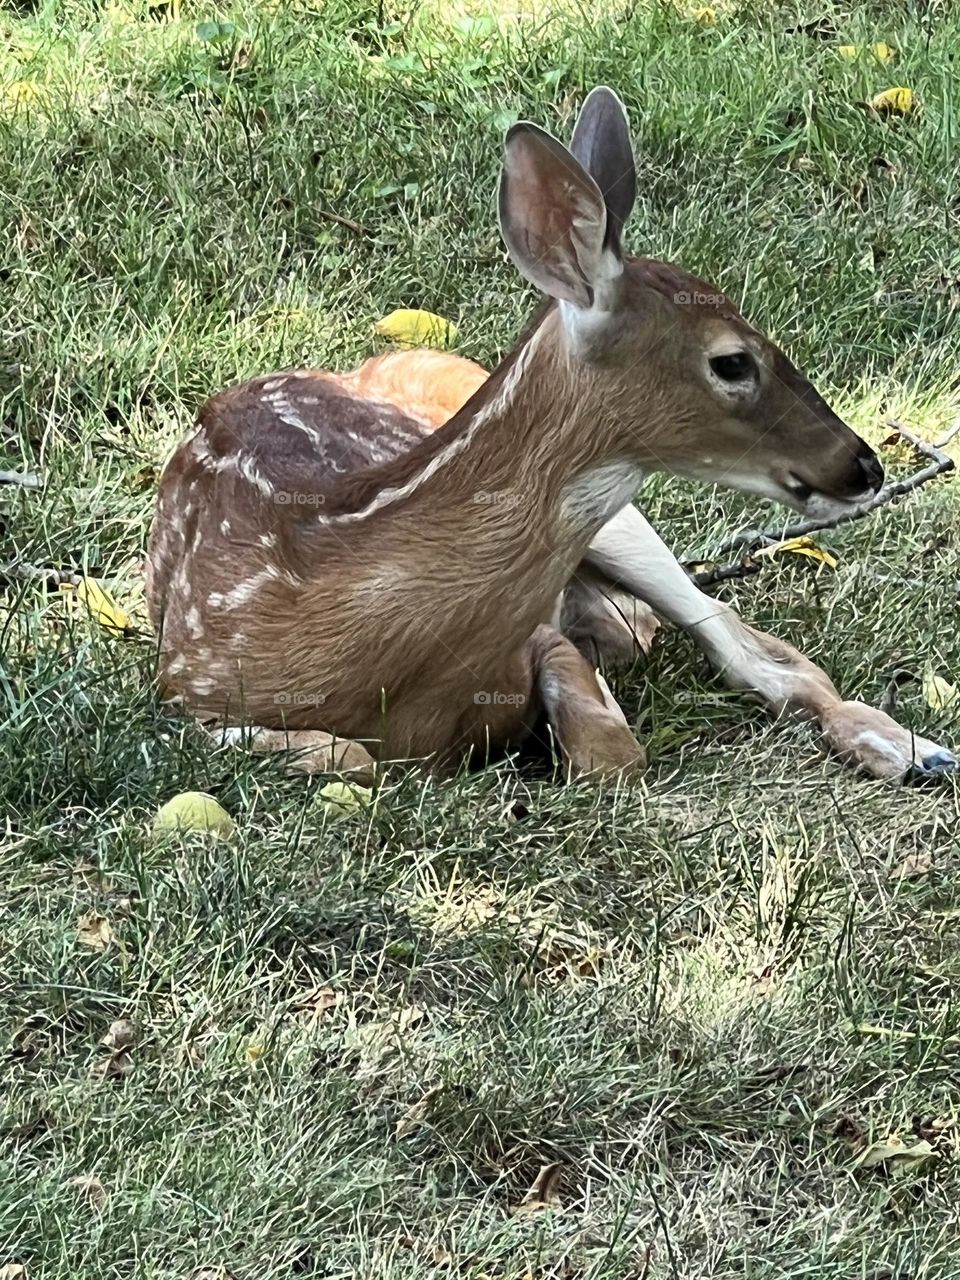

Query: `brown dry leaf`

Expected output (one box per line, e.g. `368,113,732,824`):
510,1162,564,1217
193,1269,235,1280
854,1137,937,1172
0,1267,26,1280
67,1174,107,1208
889,851,933,880
77,913,113,951
91,1050,133,1080
396,1086,443,1138
101,1018,136,1050
295,986,341,1017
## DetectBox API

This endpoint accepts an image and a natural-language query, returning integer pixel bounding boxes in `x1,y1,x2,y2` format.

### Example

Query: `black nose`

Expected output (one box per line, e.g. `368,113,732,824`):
857,448,884,493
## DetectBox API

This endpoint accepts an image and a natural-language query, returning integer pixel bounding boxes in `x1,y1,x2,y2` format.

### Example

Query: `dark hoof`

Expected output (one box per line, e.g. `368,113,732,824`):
905,750,958,785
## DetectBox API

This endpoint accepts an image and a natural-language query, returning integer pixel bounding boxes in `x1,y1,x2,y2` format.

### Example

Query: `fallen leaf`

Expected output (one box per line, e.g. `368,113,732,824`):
67,1174,107,1208
889,851,932,880
1,80,40,113
294,986,341,1017
855,1137,937,1172
374,308,458,349
396,1085,443,1137
245,1041,265,1064
511,1162,564,1216
77,913,113,951
838,42,895,62
692,5,716,23
90,1050,133,1079
871,86,915,116
152,791,235,837
193,1269,235,1280
101,1018,137,1050
318,780,372,820
60,577,132,635
754,536,838,568
922,667,959,713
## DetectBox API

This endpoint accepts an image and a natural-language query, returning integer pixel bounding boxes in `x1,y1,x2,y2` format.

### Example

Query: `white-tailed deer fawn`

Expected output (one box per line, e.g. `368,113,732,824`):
147,87,956,785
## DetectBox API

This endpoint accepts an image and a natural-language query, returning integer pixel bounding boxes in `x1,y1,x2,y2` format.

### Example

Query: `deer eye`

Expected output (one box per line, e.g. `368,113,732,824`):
709,352,756,383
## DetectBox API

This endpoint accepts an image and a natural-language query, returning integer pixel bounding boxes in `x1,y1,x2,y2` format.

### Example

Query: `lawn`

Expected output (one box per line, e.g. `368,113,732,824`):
2,0,960,1276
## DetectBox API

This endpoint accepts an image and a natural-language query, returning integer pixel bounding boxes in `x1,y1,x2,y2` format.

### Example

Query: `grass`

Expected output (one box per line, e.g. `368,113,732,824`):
3,0,960,1276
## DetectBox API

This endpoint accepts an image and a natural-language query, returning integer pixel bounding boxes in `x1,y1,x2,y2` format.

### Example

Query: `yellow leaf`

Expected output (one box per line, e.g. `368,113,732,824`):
693,6,716,23
318,780,373,820
837,44,859,60
871,86,914,115
374,308,458,349
855,1137,936,1172
922,667,959,713
872,42,896,62
152,791,235,837
753,536,838,568
77,913,113,951
60,577,132,635
245,1042,265,1063
1,80,40,113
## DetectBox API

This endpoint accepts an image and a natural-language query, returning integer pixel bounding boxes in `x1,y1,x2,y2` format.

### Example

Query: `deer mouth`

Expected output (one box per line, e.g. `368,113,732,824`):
783,471,881,517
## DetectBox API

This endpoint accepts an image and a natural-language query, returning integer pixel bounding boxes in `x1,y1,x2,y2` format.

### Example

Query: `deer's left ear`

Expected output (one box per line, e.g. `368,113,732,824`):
570,86,636,257
498,122,621,311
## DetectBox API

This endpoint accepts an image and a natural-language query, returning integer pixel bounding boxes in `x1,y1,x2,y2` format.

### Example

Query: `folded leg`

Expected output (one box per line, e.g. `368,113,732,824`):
527,623,647,781
584,506,957,782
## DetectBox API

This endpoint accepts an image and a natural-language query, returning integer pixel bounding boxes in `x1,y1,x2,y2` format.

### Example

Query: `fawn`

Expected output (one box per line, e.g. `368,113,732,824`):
146,87,955,785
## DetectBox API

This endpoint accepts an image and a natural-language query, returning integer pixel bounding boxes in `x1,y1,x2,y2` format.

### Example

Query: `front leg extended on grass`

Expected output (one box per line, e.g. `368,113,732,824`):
585,505,957,783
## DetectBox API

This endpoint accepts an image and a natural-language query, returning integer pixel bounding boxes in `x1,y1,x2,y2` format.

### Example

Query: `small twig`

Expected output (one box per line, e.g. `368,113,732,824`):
317,208,367,236
0,469,42,490
687,419,954,586
0,562,80,589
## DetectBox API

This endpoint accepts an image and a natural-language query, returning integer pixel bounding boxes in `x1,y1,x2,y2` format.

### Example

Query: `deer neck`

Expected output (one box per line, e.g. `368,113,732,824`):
351,307,645,547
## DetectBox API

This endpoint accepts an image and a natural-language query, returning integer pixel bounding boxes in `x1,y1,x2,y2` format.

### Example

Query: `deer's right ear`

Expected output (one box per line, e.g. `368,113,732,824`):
498,122,616,310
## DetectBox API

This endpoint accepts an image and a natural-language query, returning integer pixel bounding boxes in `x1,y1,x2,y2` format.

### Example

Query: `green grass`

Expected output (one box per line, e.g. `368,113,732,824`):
3,1,960,1276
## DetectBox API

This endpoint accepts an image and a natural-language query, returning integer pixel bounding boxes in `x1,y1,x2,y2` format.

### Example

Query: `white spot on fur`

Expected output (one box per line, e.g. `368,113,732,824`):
259,533,277,548
191,677,215,696
167,654,186,675
185,604,204,638
236,453,275,498
263,377,287,392
220,518,231,536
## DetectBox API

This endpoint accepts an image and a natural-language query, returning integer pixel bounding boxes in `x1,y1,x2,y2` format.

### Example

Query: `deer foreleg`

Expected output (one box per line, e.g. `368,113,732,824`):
526,623,646,781
585,506,957,782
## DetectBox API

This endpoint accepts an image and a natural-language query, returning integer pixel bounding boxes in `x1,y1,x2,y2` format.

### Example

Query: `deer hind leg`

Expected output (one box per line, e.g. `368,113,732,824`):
527,623,646,781
214,726,377,784
561,566,660,669
586,505,957,783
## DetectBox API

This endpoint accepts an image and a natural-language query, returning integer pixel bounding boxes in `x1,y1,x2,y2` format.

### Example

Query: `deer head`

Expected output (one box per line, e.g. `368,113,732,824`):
498,87,884,519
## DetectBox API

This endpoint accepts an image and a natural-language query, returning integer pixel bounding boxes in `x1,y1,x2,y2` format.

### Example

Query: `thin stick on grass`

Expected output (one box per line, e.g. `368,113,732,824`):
0,469,42,490
688,419,954,586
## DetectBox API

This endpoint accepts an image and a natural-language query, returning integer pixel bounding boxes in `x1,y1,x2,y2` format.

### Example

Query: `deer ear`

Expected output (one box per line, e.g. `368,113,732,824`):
498,122,616,310
569,87,636,255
